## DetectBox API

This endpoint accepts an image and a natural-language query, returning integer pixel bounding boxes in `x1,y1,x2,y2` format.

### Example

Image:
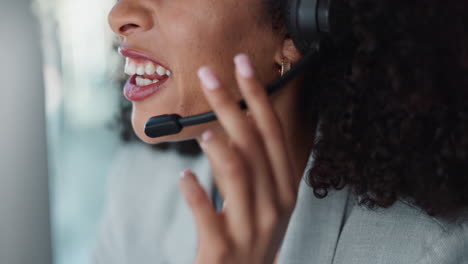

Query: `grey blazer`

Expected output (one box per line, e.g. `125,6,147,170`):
93,143,468,264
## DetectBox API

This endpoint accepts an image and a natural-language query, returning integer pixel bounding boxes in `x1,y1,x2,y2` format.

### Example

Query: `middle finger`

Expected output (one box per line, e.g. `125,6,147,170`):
197,65,278,221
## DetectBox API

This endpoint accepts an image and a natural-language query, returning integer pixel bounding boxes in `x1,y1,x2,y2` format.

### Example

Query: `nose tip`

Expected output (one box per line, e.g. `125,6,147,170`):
108,1,153,37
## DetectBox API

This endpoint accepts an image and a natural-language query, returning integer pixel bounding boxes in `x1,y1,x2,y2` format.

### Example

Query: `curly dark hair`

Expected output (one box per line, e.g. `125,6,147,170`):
303,0,468,216
115,0,468,216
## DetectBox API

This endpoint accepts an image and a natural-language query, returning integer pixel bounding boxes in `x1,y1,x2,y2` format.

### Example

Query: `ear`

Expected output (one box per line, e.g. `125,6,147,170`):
274,38,302,65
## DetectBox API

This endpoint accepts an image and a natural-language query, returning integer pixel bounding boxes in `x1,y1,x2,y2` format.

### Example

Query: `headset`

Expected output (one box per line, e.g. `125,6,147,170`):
144,0,348,138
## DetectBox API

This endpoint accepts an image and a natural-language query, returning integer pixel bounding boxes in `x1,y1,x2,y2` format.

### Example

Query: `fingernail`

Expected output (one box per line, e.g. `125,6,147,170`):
201,130,214,142
234,54,254,78
180,168,193,180
197,66,220,90
179,169,197,196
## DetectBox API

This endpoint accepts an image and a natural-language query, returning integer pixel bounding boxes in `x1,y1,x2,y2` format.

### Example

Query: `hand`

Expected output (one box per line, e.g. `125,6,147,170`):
179,54,298,264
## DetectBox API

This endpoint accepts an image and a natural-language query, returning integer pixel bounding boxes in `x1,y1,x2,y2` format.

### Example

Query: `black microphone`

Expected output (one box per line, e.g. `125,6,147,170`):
144,50,318,138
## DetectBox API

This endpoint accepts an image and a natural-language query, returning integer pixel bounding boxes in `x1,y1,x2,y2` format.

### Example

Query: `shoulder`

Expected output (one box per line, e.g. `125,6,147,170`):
107,142,207,195
333,196,468,264
394,200,468,264
102,141,210,219
93,142,209,263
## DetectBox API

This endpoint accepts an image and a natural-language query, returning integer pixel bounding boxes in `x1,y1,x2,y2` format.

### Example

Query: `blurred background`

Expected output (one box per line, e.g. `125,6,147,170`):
35,0,121,263
1,0,122,263
33,0,121,264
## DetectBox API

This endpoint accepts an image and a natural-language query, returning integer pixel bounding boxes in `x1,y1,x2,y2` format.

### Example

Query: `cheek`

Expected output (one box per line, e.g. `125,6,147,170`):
156,10,248,111
130,1,275,143
176,80,210,116
161,3,250,60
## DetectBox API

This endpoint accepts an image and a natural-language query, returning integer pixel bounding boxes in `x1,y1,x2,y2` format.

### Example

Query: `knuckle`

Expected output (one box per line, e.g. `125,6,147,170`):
236,229,256,249
280,192,297,213
259,205,281,232
210,239,232,262
247,83,264,97
267,119,284,141
240,133,262,151
211,92,230,107
244,231,256,245
224,160,245,177
187,188,208,208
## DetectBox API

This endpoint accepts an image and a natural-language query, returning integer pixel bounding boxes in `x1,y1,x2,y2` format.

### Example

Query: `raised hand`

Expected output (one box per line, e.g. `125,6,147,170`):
179,54,298,264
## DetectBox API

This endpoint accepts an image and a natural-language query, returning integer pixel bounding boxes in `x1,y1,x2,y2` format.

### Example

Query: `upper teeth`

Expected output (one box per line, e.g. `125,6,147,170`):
124,58,171,77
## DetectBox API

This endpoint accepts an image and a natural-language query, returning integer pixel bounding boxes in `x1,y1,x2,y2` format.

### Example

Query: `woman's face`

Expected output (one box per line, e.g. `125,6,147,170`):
109,0,285,144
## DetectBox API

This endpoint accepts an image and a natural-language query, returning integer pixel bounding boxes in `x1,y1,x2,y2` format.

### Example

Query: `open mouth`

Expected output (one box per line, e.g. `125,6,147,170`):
120,48,172,101
124,57,172,86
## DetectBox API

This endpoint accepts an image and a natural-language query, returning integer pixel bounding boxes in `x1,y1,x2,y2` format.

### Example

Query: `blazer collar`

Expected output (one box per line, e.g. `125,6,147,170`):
277,154,351,264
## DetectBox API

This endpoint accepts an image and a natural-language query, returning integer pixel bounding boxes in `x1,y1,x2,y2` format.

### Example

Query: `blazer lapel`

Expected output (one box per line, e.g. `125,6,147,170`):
277,155,351,264
159,150,350,264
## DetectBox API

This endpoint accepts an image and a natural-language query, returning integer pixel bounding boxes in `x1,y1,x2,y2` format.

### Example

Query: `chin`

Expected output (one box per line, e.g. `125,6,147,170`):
132,118,183,144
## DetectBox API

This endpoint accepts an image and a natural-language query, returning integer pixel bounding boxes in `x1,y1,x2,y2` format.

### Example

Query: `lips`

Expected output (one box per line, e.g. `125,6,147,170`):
124,74,169,101
119,47,172,101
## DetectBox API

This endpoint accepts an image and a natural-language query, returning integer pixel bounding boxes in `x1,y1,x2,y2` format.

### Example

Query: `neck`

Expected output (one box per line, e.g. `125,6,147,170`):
271,79,316,190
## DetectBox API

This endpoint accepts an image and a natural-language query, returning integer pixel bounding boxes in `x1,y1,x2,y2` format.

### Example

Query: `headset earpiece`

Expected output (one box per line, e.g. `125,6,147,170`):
285,0,349,54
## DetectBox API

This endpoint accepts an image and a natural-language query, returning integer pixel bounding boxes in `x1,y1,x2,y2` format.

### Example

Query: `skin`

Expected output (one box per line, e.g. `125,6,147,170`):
109,0,317,262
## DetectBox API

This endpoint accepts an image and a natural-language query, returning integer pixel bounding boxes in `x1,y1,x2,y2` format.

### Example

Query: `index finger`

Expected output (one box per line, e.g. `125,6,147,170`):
197,66,262,152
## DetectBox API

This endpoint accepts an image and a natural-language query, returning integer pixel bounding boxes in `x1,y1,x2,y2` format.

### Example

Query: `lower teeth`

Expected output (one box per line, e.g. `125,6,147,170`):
136,76,159,86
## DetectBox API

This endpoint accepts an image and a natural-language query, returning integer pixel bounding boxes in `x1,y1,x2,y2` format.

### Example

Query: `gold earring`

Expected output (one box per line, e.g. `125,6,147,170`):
280,59,291,76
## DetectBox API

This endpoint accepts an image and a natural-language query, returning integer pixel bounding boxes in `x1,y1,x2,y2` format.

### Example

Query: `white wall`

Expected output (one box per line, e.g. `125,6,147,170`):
0,0,53,263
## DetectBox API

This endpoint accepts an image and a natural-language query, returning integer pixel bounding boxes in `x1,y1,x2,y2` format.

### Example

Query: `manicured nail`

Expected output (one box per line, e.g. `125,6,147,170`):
201,129,214,142
197,66,220,90
179,169,198,196
180,168,194,180
234,54,254,78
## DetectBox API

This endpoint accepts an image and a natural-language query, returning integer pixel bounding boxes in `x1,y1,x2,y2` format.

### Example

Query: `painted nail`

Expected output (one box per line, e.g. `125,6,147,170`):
234,54,254,78
179,169,198,196
197,66,220,90
180,168,193,180
202,130,214,142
